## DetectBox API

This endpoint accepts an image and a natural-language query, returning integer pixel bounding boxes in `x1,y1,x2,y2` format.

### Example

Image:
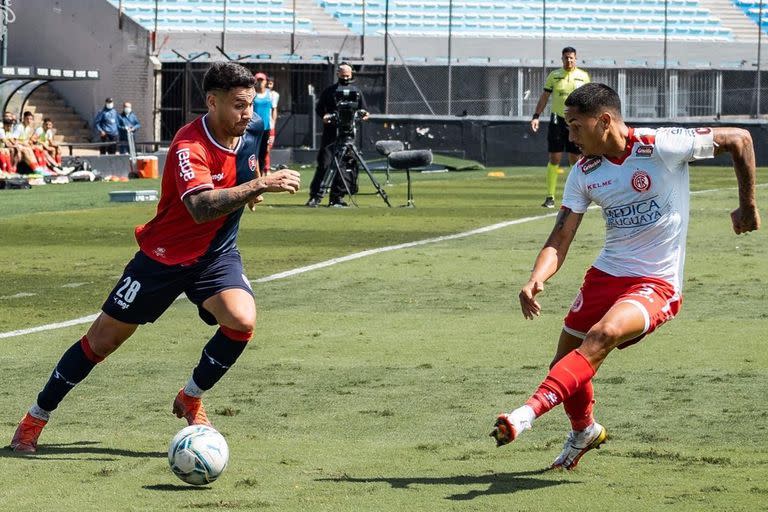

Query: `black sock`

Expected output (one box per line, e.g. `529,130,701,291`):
37,337,103,412
192,328,249,391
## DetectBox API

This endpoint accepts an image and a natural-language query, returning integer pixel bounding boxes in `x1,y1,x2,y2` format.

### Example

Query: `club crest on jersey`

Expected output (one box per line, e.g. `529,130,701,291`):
248,154,257,173
631,170,652,192
635,145,654,157
580,157,602,174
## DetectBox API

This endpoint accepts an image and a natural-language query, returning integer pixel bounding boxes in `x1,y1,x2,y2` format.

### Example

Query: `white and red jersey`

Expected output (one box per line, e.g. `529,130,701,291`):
562,127,715,292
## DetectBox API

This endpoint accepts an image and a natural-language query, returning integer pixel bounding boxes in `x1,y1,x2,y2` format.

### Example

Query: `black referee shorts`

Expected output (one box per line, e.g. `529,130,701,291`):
547,114,581,155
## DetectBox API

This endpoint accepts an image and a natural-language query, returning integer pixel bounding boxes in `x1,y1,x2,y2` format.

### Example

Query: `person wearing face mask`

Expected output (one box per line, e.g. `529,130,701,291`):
118,102,142,155
94,98,119,155
306,62,369,208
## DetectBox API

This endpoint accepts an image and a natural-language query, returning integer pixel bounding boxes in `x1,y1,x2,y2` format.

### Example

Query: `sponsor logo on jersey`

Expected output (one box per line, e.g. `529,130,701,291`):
581,157,602,174
211,172,224,182
587,179,613,191
153,247,166,258
177,147,195,181
631,170,652,192
248,154,257,173
605,196,662,228
635,145,654,157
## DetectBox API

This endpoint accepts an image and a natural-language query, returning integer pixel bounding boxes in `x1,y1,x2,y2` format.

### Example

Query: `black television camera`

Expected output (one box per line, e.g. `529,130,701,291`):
331,87,367,137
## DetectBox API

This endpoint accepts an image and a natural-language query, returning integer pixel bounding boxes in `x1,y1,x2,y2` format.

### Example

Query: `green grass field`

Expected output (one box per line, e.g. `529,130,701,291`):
0,167,766,511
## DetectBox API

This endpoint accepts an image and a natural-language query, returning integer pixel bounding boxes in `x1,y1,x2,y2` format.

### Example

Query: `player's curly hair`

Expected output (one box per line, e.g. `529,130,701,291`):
203,62,256,93
565,83,622,117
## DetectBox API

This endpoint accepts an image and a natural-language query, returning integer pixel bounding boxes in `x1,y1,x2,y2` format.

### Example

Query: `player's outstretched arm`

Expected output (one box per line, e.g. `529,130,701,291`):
519,207,583,319
184,169,301,223
712,128,761,234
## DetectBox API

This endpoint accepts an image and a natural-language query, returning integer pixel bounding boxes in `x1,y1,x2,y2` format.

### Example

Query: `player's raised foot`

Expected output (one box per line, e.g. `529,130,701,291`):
10,412,48,454
490,414,517,446
551,421,607,470
490,406,534,447
541,196,555,208
173,389,211,426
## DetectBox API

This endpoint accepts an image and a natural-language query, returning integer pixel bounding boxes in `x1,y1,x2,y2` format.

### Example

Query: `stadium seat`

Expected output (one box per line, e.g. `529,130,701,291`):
107,0,316,34
313,0,731,41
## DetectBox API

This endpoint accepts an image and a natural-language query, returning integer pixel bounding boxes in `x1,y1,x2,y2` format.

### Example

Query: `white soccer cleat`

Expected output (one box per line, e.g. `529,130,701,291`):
551,421,607,470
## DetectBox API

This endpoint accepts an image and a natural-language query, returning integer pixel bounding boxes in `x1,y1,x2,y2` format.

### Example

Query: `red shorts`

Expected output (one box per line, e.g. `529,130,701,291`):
563,267,682,348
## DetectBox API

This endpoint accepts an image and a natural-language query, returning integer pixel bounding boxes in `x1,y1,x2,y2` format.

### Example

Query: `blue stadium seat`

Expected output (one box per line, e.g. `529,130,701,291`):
315,0,731,41
107,0,316,34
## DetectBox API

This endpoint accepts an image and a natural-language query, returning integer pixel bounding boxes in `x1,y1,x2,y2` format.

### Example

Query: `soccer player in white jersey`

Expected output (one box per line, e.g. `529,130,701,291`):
490,83,761,469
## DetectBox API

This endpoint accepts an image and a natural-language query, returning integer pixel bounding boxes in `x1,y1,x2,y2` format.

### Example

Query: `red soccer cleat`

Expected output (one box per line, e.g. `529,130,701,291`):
10,413,48,454
172,389,211,426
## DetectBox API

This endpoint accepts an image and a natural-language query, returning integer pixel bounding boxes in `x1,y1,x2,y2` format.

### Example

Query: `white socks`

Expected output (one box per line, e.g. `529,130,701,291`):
508,405,536,435
183,378,205,398
29,404,51,421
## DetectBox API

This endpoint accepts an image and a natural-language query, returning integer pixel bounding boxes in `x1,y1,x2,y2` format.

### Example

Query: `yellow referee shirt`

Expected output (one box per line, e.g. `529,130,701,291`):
544,67,590,118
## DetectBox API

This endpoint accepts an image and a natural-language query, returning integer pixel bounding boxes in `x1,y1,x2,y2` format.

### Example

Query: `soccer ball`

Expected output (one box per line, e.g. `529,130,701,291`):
168,425,229,485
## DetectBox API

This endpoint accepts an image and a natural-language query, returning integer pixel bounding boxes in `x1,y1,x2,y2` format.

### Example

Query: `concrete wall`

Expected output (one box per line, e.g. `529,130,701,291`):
157,31,766,71
7,0,154,142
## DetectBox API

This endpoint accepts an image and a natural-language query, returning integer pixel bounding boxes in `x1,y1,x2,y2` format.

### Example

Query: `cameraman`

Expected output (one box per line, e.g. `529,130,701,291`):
306,63,369,208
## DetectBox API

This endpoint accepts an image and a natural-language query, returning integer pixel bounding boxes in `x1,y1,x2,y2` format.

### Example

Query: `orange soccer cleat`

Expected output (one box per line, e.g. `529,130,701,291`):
10,413,48,454
490,414,518,447
172,389,211,426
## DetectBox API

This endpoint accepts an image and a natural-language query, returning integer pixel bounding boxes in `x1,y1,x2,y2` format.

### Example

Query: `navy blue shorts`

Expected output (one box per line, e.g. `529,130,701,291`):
102,250,254,325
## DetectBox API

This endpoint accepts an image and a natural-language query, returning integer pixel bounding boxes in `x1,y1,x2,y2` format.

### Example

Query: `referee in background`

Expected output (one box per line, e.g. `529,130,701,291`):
530,47,590,208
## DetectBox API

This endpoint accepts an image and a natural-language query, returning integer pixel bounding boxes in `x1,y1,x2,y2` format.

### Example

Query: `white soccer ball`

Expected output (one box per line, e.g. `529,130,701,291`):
168,425,229,486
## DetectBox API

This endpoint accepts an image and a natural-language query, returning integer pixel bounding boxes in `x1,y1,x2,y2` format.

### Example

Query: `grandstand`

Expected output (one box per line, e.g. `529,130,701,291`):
320,0,732,41
5,0,768,165
107,0,315,34
733,0,768,32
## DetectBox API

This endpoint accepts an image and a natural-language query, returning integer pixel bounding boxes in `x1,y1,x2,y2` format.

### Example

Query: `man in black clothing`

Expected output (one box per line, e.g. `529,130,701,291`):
306,63,369,208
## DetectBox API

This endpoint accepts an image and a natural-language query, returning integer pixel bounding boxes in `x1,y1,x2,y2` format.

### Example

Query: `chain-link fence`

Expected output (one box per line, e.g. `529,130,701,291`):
148,0,768,138
384,63,767,120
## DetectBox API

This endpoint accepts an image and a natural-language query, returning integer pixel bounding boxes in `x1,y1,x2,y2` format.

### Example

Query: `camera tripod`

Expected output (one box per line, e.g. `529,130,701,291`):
319,134,391,207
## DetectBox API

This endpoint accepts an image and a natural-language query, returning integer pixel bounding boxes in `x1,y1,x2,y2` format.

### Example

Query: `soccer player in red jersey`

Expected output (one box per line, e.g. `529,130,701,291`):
490,83,761,469
11,62,301,453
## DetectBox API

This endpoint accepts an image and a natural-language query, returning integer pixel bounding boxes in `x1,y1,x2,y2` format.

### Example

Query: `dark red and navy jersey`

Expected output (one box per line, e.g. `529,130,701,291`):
135,115,264,266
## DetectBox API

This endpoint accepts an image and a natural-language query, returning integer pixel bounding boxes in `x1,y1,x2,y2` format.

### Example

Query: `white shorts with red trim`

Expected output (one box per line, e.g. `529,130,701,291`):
563,266,682,348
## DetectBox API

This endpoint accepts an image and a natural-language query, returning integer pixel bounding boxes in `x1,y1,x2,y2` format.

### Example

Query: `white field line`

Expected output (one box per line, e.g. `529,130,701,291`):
0,292,37,299
1,183,762,340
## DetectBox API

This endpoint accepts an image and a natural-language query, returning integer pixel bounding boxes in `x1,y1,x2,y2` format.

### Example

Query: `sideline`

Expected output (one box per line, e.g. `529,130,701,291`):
1,183,762,340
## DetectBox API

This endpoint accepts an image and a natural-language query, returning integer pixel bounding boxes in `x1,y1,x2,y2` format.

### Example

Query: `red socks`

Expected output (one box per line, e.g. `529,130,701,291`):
525,349,596,420
563,379,595,431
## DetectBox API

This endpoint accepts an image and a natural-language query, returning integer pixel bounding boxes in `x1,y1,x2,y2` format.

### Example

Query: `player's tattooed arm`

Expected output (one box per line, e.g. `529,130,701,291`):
544,207,583,251
184,184,260,223
183,170,301,223
520,208,584,318
711,127,761,233
526,208,584,284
